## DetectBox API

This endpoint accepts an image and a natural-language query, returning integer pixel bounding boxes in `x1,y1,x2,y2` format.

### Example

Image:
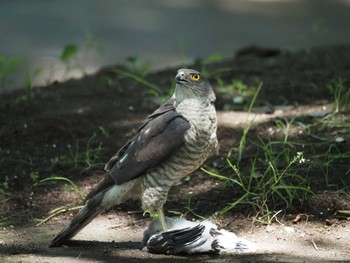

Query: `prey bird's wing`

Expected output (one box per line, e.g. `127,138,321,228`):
147,225,205,254
105,98,190,185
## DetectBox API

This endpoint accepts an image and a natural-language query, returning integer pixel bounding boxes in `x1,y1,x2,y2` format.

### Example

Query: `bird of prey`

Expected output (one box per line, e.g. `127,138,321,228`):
50,68,218,247
143,217,257,254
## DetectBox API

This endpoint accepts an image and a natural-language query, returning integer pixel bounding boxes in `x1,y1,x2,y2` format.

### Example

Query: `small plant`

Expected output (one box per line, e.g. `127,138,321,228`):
184,196,206,220
0,55,21,90
0,176,10,193
203,146,313,221
327,79,350,114
45,36,104,85
203,87,350,222
23,62,42,100
37,176,85,200
35,176,85,226
125,55,152,76
60,44,80,79
229,82,262,162
29,172,40,183
200,53,226,76
216,79,261,110
202,82,318,221
98,126,110,138
55,133,104,171
308,142,350,190
274,117,296,143
112,67,165,100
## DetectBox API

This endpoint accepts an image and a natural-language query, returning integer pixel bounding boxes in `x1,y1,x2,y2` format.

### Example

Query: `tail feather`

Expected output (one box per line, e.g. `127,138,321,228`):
50,180,136,247
49,192,104,247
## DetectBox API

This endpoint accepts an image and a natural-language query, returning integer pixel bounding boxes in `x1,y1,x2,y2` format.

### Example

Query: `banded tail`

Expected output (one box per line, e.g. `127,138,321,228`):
50,191,105,247
50,180,136,247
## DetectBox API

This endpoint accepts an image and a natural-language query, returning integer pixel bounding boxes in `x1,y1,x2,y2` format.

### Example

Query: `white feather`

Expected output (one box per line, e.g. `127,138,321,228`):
143,217,256,254
100,180,136,208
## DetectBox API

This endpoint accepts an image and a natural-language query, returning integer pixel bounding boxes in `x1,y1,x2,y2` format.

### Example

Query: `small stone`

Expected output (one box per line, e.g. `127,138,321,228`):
284,226,295,233
335,137,345,143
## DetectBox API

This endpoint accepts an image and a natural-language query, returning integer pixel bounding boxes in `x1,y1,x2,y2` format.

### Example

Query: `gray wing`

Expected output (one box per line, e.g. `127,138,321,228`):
105,98,190,185
147,225,205,255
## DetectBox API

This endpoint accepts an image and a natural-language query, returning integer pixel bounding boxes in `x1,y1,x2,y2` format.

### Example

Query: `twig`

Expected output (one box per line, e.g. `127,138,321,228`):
36,205,82,226
0,209,29,222
338,210,350,216
311,239,319,251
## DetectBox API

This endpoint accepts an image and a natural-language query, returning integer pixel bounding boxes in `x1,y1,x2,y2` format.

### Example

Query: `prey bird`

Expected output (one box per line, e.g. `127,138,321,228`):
50,69,218,247
143,217,257,254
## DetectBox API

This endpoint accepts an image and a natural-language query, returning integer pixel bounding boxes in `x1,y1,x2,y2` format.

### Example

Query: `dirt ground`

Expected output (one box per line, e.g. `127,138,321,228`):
1,45,350,262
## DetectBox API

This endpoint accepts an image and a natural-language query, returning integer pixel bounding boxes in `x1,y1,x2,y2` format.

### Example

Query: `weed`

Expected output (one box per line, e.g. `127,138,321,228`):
59,44,80,79
112,67,162,97
23,63,42,100
125,56,152,76
98,126,110,138
35,130,107,226
36,205,83,226
44,37,103,85
36,176,85,200
0,55,21,90
309,143,350,190
216,79,261,110
202,82,317,220
29,172,40,183
230,82,262,162
54,133,104,171
35,175,85,226
0,176,10,193
182,194,207,220
0,210,30,227
274,117,296,143
200,53,225,75
204,145,313,219
83,33,104,65
326,79,350,113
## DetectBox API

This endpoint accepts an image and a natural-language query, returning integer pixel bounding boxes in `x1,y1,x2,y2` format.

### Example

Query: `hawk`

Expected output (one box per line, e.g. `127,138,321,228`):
50,68,218,247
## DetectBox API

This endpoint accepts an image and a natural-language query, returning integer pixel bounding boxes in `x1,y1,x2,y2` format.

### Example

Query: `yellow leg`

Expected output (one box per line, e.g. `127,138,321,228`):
158,207,168,231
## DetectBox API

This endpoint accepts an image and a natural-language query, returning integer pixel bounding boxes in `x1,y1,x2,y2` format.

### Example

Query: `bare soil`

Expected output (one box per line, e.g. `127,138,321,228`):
1,45,350,262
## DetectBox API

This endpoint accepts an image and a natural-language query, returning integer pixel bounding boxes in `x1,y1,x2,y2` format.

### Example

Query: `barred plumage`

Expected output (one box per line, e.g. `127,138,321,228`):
140,98,217,213
50,69,217,247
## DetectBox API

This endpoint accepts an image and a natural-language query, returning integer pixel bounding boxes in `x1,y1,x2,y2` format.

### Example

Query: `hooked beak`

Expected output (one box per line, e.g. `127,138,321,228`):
175,71,188,84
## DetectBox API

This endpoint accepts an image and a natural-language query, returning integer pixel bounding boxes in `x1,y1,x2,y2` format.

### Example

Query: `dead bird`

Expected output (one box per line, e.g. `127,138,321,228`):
142,217,256,255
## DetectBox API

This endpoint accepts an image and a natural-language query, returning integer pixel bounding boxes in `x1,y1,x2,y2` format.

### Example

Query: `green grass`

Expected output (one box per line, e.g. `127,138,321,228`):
112,67,161,96
111,61,174,104
203,145,313,223
0,36,104,102
202,79,350,223
0,55,22,91
35,176,86,226
54,133,104,171
33,132,107,225
23,62,42,101
37,176,86,200
327,79,350,114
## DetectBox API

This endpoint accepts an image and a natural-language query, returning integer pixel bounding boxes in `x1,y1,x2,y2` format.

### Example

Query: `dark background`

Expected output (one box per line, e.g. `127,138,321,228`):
1,0,350,91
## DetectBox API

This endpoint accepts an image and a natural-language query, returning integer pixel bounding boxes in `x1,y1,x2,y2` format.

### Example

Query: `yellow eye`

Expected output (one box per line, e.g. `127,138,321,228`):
190,74,201,81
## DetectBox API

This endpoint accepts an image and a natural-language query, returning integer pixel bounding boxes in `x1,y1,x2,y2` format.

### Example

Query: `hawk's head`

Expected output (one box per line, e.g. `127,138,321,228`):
175,69,216,104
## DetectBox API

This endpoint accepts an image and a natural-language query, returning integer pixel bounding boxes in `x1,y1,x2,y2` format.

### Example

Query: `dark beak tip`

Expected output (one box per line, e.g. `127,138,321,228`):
175,76,186,84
